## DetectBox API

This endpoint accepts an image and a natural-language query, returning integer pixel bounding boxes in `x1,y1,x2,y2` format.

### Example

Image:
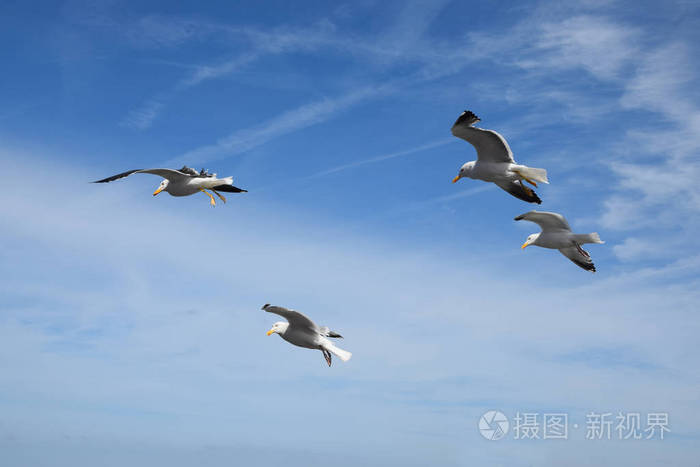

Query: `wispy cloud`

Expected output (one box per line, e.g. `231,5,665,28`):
120,97,166,130
119,19,339,130
601,43,700,240
307,138,455,179
165,84,393,166
465,8,700,265
119,2,462,131
125,15,210,48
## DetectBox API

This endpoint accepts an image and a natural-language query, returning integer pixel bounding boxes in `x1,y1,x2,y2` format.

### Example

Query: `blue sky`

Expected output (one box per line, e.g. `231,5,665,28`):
1,0,699,465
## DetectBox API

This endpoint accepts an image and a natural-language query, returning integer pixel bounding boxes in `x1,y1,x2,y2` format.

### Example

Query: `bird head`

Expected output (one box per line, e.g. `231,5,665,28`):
521,233,540,249
452,161,475,183
267,321,288,336
153,179,169,196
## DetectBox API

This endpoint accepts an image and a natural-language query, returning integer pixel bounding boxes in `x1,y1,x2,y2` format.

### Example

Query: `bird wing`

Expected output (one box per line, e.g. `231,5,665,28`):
514,210,571,232
494,180,542,204
93,168,190,183
451,111,514,163
178,166,200,176
559,245,596,272
263,305,318,332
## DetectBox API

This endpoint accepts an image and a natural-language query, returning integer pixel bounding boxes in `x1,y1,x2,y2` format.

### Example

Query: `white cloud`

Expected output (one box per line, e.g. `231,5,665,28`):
601,43,700,236
119,2,462,131
125,15,208,48
532,15,639,80
120,97,166,130
1,146,700,464
466,9,700,266
307,138,455,178
166,84,393,165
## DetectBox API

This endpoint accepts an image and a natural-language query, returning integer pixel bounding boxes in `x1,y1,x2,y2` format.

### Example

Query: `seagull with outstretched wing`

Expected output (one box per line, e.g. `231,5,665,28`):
263,304,351,367
515,210,605,272
93,165,247,206
451,110,549,204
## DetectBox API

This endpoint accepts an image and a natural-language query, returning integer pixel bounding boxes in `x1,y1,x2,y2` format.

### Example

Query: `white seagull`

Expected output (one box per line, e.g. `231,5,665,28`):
93,166,247,206
515,210,605,272
451,110,549,204
263,304,352,367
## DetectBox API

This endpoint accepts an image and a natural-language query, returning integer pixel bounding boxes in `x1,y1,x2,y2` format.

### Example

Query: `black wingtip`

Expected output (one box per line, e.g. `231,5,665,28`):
514,214,525,221
454,110,480,127
505,185,542,204
261,303,270,310
92,169,143,184
525,190,542,204
572,259,596,272
213,184,247,193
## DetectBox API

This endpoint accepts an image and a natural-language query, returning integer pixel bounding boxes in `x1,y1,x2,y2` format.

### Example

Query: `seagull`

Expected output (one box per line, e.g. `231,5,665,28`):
263,304,352,367
93,166,247,206
515,210,604,272
451,110,549,204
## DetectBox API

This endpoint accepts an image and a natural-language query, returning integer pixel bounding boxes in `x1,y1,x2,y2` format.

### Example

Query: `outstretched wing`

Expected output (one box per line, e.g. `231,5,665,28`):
559,245,596,272
495,181,542,204
514,210,571,232
92,169,143,183
262,304,318,332
93,168,190,183
451,110,514,164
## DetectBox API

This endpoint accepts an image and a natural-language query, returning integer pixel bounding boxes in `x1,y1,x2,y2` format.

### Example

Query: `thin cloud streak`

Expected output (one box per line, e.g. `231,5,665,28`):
165,84,394,166
119,3,460,131
307,138,456,179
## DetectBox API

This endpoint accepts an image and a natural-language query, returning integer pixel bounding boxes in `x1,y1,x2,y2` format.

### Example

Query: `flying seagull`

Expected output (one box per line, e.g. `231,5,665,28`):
93,166,247,206
451,110,549,204
515,210,604,272
263,304,352,367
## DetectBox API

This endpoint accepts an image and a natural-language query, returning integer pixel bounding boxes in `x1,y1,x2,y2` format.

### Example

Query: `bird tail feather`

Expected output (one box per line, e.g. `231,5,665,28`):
515,166,549,184
323,342,352,362
220,176,233,185
575,233,604,244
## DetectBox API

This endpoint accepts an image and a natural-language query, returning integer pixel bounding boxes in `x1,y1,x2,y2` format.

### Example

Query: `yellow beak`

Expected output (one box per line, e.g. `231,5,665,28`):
153,187,164,196
452,175,461,183
266,329,275,336
521,242,529,249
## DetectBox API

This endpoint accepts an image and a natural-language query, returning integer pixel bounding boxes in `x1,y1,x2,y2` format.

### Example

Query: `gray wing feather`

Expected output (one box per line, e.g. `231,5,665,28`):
93,168,190,183
135,169,191,181
559,246,596,272
514,210,571,232
262,304,318,331
451,111,514,163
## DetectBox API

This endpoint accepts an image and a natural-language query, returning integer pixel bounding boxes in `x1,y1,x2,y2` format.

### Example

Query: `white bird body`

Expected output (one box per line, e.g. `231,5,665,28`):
165,175,234,196
274,322,319,349
462,161,546,184
515,210,604,272
531,232,601,250
263,304,352,366
451,110,549,204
